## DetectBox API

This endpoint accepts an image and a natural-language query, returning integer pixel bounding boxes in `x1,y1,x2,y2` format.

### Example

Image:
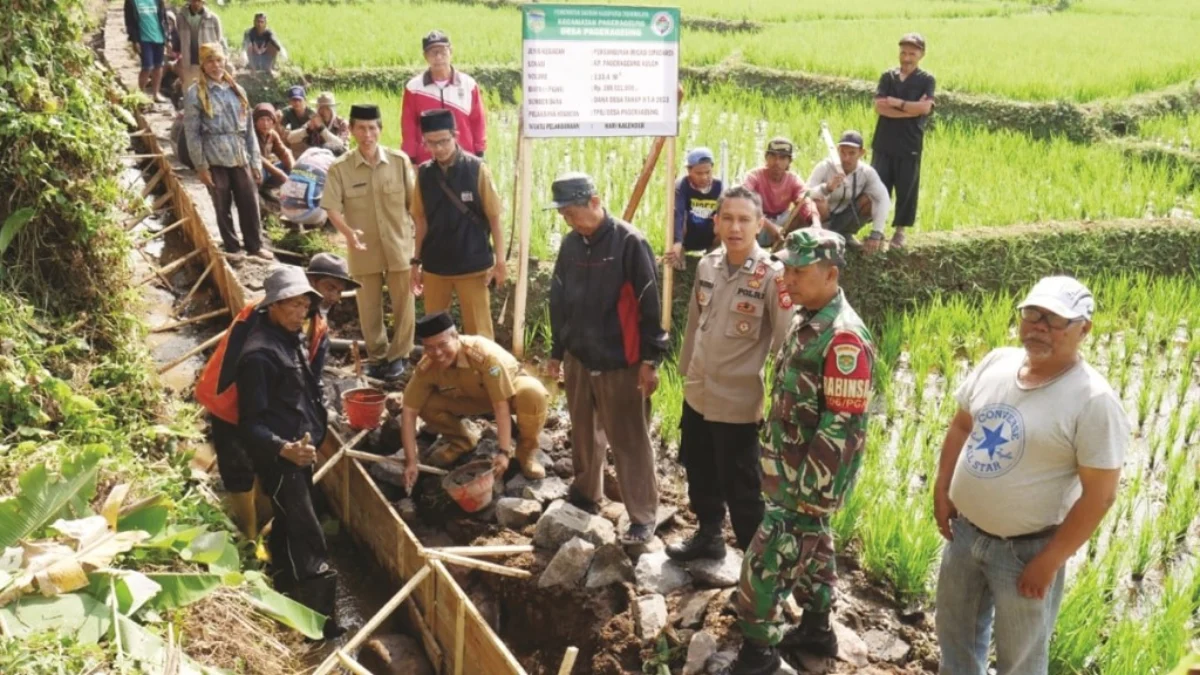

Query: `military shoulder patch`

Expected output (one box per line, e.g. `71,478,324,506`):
823,331,871,414
777,284,793,310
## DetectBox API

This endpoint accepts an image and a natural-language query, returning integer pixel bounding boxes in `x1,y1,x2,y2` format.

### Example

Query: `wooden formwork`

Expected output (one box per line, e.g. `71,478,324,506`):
116,75,527,675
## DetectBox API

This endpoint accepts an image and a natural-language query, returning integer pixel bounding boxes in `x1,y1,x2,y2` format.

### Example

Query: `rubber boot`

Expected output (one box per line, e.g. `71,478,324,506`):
226,490,259,540
666,522,726,562
292,570,345,640
779,610,838,658
514,444,545,480
731,639,781,675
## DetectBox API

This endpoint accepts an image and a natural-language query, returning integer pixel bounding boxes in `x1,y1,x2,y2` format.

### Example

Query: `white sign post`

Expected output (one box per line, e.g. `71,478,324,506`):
513,5,681,356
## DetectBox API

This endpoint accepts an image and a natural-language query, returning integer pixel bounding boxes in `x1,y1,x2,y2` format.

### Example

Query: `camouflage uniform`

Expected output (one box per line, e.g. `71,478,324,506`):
735,229,876,646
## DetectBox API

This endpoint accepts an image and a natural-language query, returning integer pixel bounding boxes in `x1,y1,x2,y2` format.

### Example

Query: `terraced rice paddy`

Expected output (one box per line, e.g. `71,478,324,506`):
325,85,1199,256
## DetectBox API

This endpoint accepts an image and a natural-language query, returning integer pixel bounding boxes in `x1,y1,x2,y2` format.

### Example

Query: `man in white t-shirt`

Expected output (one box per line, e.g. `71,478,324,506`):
932,276,1128,675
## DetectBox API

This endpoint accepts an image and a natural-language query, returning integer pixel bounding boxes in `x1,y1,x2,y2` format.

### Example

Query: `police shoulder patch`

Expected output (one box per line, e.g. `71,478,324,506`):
777,284,793,310
487,364,502,377
823,331,871,414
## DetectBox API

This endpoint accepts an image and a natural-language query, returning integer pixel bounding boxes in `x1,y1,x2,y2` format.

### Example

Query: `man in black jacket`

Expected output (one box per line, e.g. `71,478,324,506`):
547,173,669,545
236,266,342,639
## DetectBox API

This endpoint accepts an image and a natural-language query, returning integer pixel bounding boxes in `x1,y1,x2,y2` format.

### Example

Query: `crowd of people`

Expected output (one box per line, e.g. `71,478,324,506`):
130,7,1132,672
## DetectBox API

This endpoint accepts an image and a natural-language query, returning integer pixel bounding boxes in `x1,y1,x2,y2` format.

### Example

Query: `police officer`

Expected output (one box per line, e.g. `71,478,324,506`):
236,266,343,639
400,312,550,482
732,229,875,674
667,186,793,563
323,103,417,382
410,108,506,339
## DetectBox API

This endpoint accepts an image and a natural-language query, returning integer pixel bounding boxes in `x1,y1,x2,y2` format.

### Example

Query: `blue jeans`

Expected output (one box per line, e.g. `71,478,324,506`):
935,517,1066,675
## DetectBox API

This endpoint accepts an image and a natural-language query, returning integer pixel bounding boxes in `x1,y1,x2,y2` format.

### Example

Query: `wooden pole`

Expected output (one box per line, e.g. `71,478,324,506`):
311,448,345,484
454,599,466,675
150,307,230,333
422,549,532,579
136,217,189,248
427,544,532,557
622,137,667,222
173,258,217,314
336,650,373,675
137,248,203,286
312,565,433,675
140,168,166,198
512,132,534,359
661,137,677,332
344,448,448,476
156,329,226,374
557,647,580,675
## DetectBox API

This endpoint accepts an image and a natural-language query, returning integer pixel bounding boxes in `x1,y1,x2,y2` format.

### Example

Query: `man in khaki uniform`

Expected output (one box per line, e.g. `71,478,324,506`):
410,109,506,339
667,185,794,563
399,312,549,483
323,103,417,382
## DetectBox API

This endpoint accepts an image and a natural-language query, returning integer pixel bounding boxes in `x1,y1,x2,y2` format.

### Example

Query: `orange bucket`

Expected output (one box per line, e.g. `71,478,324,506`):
341,387,386,430
441,460,495,513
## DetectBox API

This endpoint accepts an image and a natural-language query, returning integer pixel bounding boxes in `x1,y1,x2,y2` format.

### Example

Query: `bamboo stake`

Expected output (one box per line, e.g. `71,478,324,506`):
344,448,448,476
311,448,345,484
341,452,351,524
137,248,202,286
427,545,532,557
136,248,175,290
151,191,174,211
406,598,444,671
336,651,373,675
156,329,226,374
454,599,466,675
140,168,166,197
312,565,433,675
622,136,667,222
123,153,166,160
136,217,188,248
151,307,230,333
512,132,533,359
128,129,154,138
123,210,160,231
265,245,305,259
422,549,532,579
557,647,580,675
173,258,217,315
661,136,677,331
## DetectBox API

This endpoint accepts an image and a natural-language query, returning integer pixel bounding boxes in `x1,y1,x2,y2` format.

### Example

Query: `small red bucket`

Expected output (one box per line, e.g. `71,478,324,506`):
341,387,386,430
441,461,496,513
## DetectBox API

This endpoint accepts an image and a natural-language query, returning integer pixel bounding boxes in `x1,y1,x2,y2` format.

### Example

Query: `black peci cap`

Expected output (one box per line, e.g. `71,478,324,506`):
419,109,456,134
349,104,381,122
415,312,456,339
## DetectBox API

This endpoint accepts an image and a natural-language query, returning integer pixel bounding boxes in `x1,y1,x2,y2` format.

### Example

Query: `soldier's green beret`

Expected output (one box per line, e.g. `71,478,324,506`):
772,228,846,268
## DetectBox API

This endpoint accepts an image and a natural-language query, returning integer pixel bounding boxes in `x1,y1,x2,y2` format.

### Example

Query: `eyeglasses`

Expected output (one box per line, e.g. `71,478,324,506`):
423,137,455,149
1019,307,1083,330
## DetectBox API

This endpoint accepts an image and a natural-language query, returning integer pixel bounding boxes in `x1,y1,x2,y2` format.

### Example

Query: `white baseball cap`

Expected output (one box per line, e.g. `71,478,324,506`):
1018,276,1094,321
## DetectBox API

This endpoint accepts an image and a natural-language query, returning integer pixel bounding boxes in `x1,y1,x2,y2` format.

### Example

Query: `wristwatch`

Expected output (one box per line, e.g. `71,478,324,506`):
409,257,422,266
641,360,658,369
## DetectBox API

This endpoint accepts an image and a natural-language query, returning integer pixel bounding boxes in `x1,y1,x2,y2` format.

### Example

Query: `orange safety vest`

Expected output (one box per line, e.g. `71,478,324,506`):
195,302,329,424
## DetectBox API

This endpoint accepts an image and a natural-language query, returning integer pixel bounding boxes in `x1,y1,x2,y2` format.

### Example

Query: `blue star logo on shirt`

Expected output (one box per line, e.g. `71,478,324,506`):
962,404,1025,478
977,424,1009,461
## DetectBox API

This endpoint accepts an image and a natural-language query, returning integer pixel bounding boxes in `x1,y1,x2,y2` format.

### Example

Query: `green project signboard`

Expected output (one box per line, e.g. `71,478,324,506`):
521,4,681,138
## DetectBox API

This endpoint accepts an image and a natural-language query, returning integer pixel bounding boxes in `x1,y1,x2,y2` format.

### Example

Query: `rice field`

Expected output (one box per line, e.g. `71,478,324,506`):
1137,113,1200,150
326,84,1199,256
812,272,1200,674
218,1,1200,101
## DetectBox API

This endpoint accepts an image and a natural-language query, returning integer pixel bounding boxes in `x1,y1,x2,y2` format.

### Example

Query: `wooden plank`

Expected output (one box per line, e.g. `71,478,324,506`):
150,308,229,334
406,598,444,673
156,329,225,375
312,565,432,675
427,545,532,557
432,561,526,675
512,134,533,358
661,136,677,331
173,258,216,314
557,647,579,675
423,550,532,579
140,168,166,197
336,650,372,675
454,598,466,675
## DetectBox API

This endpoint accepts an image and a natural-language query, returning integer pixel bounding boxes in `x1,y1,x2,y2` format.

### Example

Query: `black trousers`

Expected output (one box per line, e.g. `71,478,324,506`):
679,401,765,550
871,148,922,228
208,164,262,253
210,417,256,493
259,462,330,586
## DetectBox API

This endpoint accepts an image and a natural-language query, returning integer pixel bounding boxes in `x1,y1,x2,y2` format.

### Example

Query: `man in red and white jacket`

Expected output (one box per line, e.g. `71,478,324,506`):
400,30,487,165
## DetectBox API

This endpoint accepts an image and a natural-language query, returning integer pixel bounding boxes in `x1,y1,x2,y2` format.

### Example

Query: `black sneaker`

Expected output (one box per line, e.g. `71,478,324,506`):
665,526,726,562
565,488,600,515
379,359,407,382
731,640,781,675
621,522,653,545
779,611,838,658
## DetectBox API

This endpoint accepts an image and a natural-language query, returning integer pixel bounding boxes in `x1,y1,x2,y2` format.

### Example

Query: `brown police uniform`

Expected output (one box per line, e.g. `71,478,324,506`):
322,145,416,364
675,245,795,549
410,152,504,339
403,335,548,467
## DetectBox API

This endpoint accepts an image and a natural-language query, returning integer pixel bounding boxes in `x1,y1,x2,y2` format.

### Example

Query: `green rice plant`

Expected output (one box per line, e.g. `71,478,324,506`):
652,359,685,446
1184,403,1200,443
1137,111,1200,148
889,494,943,605
1130,505,1160,581
1049,558,1117,673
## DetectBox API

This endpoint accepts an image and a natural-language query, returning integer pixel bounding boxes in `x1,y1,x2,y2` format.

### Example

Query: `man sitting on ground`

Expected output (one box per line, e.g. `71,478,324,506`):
287,92,349,157
665,146,723,270
400,312,551,483
242,12,285,72
743,137,819,248
806,130,891,253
